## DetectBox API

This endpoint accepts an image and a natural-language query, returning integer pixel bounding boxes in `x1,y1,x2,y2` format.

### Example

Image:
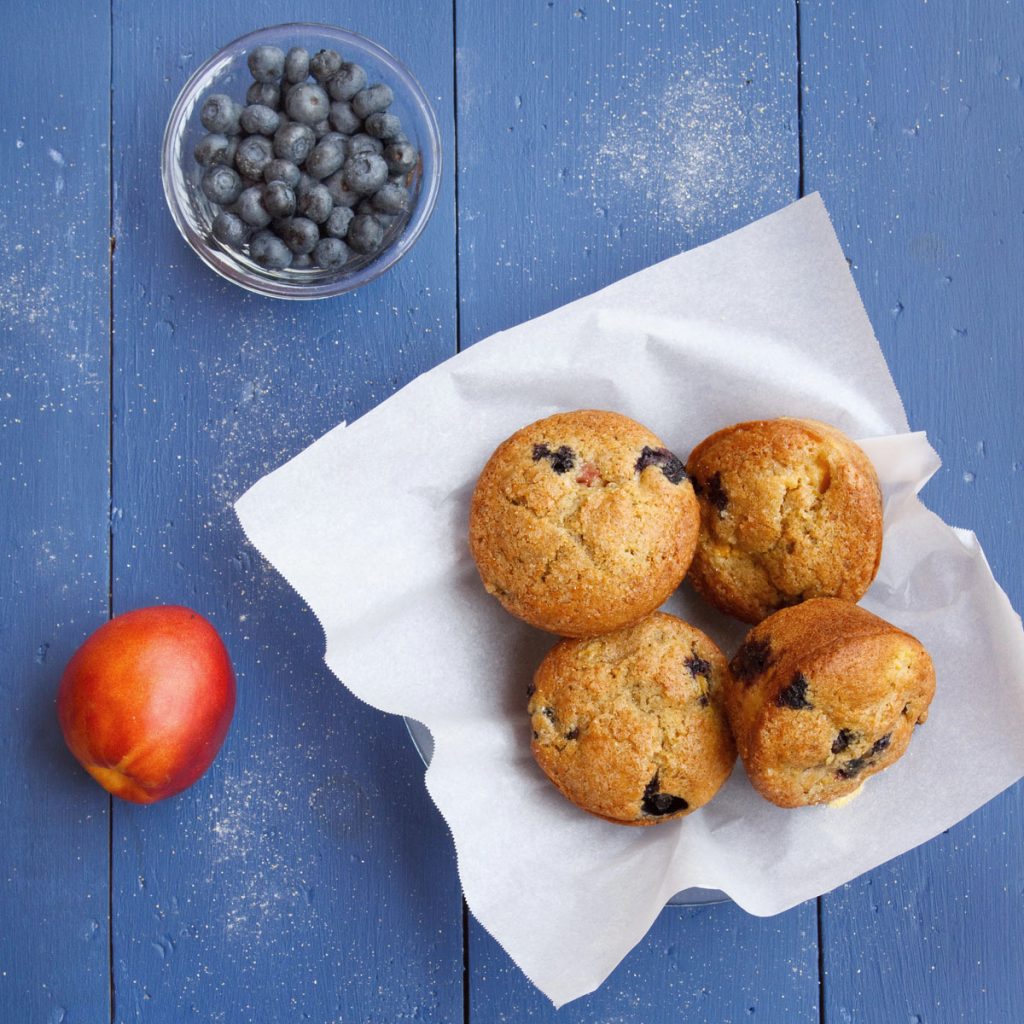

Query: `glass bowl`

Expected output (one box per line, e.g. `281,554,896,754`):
162,23,441,299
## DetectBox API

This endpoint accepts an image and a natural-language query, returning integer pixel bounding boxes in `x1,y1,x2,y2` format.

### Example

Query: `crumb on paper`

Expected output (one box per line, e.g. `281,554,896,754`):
828,783,865,809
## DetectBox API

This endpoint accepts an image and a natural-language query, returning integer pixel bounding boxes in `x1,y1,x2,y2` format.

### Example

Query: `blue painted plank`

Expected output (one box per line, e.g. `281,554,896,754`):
801,2,1024,1021
0,3,111,1022
470,903,819,1022
110,3,461,1021
455,2,820,1016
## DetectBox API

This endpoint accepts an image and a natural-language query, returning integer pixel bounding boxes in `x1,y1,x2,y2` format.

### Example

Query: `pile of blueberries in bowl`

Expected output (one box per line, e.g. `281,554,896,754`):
162,24,441,299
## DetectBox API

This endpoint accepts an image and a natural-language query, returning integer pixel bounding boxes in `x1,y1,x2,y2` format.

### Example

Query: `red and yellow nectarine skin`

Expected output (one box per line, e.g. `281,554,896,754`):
57,605,235,804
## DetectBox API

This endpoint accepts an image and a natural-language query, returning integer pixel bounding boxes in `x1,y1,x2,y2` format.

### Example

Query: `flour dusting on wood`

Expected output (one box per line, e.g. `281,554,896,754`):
583,48,795,232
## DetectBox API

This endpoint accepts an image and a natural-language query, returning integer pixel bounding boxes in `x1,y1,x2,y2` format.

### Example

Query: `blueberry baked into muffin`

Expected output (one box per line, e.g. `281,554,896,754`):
529,612,736,825
725,598,935,807
469,410,700,636
686,418,883,623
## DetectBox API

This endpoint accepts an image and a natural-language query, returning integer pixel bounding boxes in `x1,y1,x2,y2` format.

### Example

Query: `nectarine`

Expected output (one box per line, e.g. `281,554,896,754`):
57,605,235,804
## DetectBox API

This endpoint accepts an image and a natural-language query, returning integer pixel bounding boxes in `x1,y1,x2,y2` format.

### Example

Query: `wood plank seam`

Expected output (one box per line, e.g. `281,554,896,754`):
107,0,115,1015
451,2,470,1021
453,0,464,359
795,0,806,198
794,8,827,1019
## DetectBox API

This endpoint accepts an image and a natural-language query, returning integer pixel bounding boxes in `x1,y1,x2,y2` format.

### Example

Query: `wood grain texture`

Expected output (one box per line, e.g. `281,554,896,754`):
457,0,801,346
801,2,1024,1020
2,1,1023,1020
455,2,820,1017
109,3,461,1021
0,3,112,1021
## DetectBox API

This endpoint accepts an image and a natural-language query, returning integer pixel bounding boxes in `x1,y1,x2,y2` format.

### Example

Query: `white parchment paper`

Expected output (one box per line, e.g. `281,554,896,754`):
236,195,1024,1007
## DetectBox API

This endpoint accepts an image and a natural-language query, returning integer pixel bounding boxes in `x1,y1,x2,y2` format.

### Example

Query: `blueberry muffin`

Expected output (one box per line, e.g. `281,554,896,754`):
469,410,700,636
686,418,883,623
528,612,736,825
726,598,935,808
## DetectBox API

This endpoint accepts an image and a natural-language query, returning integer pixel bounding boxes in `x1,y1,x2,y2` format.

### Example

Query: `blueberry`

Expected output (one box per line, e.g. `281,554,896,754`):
328,100,362,135
296,182,332,223
730,639,773,683
239,103,281,136
323,170,360,207
635,446,686,484
347,133,384,157
235,185,271,227
274,217,320,255
273,122,315,163
294,173,318,196
305,134,347,179
284,46,310,84
356,198,396,229
291,252,314,269
327,62,367,101
364,111,403,140
344,153,388,195
704,471,728,513
246,81,281,109
262,181,296,218
194,132,233,167
247,44,285,83
285,83,330,125
831,729,855,755
249,229,292,270
346,213,384,254
309,48,343,83
200,93,241,134
371,180,409,215
684,655,712,679
775,672,812,710
262,158,301,187
532,443,575,474
383,140,418,176
320,130,348,147
323,205,353,239
836,756,870,780
872,733,892,754
201,164,243,205
313,236,350,270
313,119,332,140
234,134,274,180
212,211,248,246
641,773,688,817
242,103,282,137
351,83,394,119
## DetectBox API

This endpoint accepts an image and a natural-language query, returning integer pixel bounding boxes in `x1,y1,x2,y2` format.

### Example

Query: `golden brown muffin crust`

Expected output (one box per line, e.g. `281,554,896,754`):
725,598,935,808
529,613,736,825
686,418,883,623
469,410,700,636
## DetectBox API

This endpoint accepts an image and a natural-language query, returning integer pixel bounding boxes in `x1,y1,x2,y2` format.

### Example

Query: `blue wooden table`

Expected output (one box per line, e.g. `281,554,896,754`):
2,2,1021,1021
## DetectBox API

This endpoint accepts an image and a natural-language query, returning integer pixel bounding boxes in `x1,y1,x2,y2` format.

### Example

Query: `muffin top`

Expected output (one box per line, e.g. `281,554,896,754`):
686,417,884,623
469,410,699,636
529,612,736,825
726,598,935,807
